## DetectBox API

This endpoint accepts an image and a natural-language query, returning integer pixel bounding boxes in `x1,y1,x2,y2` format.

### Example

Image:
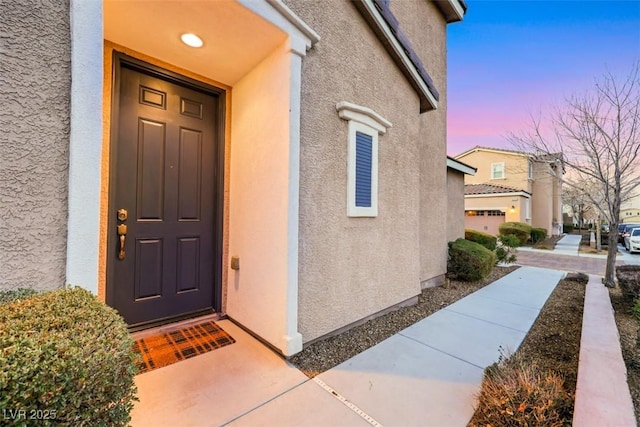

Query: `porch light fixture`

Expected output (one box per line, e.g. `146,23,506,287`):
181,33,203,48
510,205,516,213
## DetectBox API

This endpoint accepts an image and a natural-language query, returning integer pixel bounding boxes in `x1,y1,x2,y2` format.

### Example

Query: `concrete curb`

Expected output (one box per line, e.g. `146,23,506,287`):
573,275,637,426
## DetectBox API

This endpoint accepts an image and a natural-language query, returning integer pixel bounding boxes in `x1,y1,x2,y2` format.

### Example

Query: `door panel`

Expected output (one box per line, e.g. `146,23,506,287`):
110,63,219,326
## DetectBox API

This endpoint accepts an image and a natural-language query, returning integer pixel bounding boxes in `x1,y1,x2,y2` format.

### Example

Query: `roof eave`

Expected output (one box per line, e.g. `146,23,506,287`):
353,0,439,112
432,0,467,23
447,156,476,175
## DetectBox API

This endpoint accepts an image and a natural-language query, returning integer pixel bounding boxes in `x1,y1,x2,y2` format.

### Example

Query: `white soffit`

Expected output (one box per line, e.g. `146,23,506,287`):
104,0,289,86
447,158,476,175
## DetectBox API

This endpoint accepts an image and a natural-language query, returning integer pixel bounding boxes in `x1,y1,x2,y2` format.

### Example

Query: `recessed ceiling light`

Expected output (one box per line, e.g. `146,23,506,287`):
181,33,203,48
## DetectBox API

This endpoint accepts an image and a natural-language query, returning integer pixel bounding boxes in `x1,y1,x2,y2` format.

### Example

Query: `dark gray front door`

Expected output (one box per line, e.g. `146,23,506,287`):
109,62,219,326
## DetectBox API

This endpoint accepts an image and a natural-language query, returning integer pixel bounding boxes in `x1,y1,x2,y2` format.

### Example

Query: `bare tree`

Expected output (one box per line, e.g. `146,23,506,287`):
563,185,593,229
510,64,640,287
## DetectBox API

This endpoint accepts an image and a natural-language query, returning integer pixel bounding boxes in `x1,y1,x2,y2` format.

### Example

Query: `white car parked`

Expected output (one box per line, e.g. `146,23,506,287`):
624,227,640,254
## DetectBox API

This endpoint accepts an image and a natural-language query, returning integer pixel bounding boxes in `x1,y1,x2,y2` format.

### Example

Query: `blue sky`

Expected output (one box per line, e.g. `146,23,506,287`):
447,0,640,156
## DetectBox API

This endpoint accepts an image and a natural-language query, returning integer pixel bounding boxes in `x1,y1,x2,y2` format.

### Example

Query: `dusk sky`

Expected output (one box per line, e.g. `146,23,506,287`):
446,0,640,156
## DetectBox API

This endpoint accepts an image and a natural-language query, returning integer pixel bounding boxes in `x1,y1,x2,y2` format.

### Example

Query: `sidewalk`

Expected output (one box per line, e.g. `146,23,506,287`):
226,266,565,426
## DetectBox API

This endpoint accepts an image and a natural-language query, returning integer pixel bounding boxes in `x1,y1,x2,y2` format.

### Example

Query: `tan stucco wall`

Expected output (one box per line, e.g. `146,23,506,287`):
457,150,531,193
0,1,70,291
622,209,640,223
390,0,449,286
531,162,556,234
285,0,438,342
226,40,296,351
447,169,466,242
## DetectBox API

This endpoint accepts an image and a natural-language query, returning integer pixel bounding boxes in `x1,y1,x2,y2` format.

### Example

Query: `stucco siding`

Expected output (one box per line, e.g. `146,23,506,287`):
458,151,531,192
389,0,449,285
286,0,425,342
0,0,71,291
531,163,555,233
447,169,465,242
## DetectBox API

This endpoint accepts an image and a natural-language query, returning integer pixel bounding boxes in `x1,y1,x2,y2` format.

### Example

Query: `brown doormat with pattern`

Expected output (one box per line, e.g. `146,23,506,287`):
133,321,235,374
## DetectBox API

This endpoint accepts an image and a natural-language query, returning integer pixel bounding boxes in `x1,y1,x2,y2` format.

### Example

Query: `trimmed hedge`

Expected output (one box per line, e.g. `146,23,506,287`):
448,238,496,281
0,287,138,426
498,222,532,246
563,223,574,233
465,229,498,251
617,265,640,301
530,228,547,244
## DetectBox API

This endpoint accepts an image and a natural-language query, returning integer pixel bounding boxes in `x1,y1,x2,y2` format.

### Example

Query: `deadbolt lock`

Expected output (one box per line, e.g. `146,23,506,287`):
117,208,128,221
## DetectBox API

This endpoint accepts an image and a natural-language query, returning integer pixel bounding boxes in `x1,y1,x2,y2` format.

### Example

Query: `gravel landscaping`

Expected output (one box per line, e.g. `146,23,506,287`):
289,266,519,377
469,274,586,426
610,286,640,422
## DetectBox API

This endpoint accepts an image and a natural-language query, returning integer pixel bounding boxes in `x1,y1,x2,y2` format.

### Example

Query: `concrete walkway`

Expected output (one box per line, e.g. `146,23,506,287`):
573,275,636,427
227,266,565,427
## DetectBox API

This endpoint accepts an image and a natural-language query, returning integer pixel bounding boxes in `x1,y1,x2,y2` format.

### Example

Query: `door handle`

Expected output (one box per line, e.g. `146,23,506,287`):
117,224,128,260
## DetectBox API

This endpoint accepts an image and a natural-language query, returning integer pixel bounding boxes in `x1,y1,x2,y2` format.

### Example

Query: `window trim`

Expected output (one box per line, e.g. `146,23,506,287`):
337,101,392,217
348,123,378,216
491,162,505,180
528,161,534,180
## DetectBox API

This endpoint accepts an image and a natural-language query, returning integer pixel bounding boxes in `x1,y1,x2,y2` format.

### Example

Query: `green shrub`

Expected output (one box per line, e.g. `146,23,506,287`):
465,229,498,251
0,287,138,426
0,288,38,304
448,238,496,281
498,233,521,248
498,222,532,245
470,351,572,427
617,265,640,301
495,235,519,265
563,223,574,233
530,228,548,244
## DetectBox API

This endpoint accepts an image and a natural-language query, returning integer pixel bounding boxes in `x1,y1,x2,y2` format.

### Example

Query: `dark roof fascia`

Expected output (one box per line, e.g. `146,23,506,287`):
464,183,532,196
432,0,467,23
352,0,439,112
447,156,477,175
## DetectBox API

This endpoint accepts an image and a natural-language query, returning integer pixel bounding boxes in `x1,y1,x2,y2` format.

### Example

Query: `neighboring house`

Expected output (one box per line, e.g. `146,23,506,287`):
621,208,640,223
455,146,563,236
1,0,466,356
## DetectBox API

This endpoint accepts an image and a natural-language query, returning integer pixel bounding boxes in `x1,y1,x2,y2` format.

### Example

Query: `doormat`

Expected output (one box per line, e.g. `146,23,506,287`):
133,321,235,374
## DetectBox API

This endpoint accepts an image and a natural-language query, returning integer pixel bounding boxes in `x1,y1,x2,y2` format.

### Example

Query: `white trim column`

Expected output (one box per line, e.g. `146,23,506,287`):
66,0,103,293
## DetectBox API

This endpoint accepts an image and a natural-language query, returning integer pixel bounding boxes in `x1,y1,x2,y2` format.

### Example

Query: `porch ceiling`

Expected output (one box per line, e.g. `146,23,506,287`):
104,0,287,86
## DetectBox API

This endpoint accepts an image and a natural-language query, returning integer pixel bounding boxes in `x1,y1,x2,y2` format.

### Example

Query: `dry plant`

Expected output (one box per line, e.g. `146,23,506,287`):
470,349,573,427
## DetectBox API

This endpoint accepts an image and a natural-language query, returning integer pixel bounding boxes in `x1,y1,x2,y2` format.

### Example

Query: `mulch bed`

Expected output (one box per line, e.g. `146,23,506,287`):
516,276,585,392
610,287,640,422
469,275,586,425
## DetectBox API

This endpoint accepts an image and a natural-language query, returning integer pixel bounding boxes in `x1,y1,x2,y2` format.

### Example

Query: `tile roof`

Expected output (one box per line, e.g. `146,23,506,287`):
465,183,530,195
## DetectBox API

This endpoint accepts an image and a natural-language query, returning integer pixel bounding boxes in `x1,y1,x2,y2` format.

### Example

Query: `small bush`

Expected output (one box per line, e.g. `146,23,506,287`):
0,288,38,304
470,351,572,427
0,287,138,426
499,233,521,248
448,238,496,281
530,227,548,244
495,235,518,265
617,265,640,300
565,272,589,284
563,223,574,233
499,222,532,246
465,229,498,251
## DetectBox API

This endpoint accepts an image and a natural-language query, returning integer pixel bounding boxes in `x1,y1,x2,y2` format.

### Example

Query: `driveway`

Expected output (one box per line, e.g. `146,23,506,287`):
516,249,625,276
